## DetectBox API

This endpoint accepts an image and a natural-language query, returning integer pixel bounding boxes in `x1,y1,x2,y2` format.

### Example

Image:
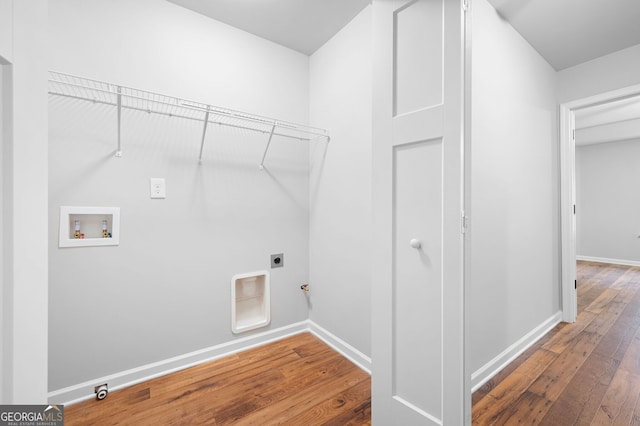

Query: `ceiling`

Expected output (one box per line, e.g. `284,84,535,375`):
167,0,640,144
482,0,640,145
167,0,371,56
487,0,640,71
169,0,640,70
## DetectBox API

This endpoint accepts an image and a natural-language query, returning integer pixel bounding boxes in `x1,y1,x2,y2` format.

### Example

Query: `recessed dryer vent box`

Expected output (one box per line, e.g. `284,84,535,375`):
231,271,270,334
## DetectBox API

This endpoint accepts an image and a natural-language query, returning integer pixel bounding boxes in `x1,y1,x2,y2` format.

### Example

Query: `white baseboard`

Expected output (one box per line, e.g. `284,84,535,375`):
48,321,309,406
577,255,640,267
308,321,372,374
55,310,561,404
48,320,372,406
471,311,562,392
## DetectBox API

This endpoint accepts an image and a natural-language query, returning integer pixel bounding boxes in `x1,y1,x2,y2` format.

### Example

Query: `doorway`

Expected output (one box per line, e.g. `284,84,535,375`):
559,83,640,323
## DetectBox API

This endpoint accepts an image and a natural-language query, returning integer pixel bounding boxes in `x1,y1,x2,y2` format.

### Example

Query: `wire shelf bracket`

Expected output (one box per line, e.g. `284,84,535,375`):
198,106,211,164
116,86,122,157
47,71,330,164
259,123,277,170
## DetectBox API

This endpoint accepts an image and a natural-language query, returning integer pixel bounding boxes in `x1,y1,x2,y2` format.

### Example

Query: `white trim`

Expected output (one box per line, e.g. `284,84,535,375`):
48,320,372,406
577,255,640,268
231,271,270,334
559,103,577,323
58,206,121,247
560,83,640,324
48,321,309,406
470,311,562,392
308,320,372,374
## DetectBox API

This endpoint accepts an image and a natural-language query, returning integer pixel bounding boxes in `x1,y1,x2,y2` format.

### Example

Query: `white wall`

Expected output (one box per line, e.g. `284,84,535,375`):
48,0,311,393
470,0,561,377
0,0,49,404
558,44,640,103
0,0,11,61
0,50,4,407
576,139,640,263
48,0,308,120
309,7,372,357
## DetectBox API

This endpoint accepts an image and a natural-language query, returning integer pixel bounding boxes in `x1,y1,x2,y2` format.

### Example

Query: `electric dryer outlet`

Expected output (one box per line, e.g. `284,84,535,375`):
271,253,284,268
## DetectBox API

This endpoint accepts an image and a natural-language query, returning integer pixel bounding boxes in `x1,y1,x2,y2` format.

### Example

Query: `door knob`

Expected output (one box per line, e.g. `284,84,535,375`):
409,238,421,249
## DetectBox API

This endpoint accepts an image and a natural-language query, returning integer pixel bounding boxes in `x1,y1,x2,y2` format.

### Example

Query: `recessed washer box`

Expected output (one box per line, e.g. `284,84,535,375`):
59,206,120,248
231,271,270,334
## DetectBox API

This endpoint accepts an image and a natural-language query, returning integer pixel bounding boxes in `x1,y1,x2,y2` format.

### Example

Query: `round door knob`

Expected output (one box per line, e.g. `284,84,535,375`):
409,238,421,249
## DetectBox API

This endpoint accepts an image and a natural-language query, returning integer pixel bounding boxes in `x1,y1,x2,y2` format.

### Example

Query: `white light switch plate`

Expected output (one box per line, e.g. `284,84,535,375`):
149,178,166,199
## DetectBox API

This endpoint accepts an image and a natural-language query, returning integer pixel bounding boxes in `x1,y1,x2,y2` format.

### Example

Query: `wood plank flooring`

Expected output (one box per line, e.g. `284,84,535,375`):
65,333,371,425
66,261,639,425
473,261,640,425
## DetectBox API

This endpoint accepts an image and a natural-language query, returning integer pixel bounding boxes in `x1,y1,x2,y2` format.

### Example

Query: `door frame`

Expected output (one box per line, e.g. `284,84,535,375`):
560,83,640,323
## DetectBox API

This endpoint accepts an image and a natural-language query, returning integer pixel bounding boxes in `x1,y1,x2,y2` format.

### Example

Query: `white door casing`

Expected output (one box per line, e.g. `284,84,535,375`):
559,103,577,323
372,0,468,424
559,83,640,323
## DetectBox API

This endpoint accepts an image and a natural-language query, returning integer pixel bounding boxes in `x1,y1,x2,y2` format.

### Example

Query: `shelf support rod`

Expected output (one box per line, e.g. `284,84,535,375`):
259,122,277,170
115,86,122,157
198,106,211,163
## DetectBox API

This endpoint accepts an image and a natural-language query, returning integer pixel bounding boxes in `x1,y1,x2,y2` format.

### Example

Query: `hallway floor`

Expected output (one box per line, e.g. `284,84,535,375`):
473,261,640,424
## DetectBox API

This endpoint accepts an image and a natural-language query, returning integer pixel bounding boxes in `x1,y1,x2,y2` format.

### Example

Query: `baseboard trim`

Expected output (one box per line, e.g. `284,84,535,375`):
471,311,562,392
48,320,372,406
48,321,309,406
308,321,372,374
50,310,559,404
577,255,640,267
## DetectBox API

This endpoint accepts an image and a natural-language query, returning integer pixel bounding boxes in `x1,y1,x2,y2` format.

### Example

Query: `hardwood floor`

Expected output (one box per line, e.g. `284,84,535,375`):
66,261,639,425
65,333,371,425
473,261,640,425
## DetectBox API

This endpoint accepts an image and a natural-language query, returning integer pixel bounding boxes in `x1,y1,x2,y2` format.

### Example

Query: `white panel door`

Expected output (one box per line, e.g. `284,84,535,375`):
372,0,467,424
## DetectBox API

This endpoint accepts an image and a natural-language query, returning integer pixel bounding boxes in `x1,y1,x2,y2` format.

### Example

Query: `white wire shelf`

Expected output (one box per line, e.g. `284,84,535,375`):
48,70,330,166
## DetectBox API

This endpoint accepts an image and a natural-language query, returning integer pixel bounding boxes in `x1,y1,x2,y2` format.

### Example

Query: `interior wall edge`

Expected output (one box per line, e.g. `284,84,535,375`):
308,320,372,374
307,4,373,358
8,0,48,404
0,58,6,406
470,311,562,392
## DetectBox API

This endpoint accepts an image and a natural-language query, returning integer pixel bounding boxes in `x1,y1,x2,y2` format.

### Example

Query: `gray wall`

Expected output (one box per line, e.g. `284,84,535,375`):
576,139,640,263
309,7,372,357
48,0,311,391
469,0,561,375
558,44,640,103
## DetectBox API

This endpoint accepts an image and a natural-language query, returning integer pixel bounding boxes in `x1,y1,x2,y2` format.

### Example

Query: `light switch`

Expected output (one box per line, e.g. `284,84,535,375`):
149,178,166,199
